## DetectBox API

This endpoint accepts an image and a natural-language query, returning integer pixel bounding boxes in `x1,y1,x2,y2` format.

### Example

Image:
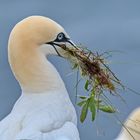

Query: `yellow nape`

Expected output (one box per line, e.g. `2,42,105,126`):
8,16,66,93
118,107,140,140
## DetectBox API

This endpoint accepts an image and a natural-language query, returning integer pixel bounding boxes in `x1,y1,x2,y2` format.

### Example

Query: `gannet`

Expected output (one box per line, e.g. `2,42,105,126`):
0,16,80,140
116,107,140,140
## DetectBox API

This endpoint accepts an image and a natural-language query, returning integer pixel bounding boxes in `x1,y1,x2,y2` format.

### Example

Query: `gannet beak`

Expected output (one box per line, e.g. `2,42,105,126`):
66,39,77,48
47,39,76,48
47,38,76,57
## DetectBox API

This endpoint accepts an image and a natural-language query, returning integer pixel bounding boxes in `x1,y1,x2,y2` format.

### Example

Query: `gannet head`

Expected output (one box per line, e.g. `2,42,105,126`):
125,107,140,135
8,16,75,93
118,107,140,140
9,16,75,56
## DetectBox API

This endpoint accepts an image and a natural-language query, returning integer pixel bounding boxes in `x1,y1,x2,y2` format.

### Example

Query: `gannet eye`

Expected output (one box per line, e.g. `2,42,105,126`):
57,32,65,41
47,32,69,45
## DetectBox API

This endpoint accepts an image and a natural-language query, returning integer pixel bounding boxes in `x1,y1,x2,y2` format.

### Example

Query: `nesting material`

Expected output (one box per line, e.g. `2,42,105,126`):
60,44,125,122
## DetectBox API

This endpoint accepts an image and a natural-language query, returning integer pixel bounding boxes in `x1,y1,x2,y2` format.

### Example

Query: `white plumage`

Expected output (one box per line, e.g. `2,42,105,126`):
0,16,80,140
1,15,140,140
0,91,79,140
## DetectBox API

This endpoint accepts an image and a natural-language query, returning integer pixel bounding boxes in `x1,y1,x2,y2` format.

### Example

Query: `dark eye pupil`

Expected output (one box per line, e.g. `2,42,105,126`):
58,33,64,40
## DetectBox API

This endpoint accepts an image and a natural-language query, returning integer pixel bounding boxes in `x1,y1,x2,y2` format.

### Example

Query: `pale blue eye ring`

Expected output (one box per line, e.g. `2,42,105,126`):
57,33,64,41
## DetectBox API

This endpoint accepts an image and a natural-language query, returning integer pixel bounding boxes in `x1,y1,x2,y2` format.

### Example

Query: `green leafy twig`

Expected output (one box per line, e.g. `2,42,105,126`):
59,44,125,122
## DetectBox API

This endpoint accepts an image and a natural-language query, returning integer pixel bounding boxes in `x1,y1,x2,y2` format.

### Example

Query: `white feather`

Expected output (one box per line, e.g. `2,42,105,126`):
0,90,80,140
0,16,80,140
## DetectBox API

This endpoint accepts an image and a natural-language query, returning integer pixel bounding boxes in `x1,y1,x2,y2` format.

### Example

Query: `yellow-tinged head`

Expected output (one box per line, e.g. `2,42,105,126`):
8,16,75,93
125,107,140,132
118,107,140,140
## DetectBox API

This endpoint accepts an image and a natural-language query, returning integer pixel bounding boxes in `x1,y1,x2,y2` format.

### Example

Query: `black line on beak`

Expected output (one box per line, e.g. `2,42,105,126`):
47,42,61,56
47,39,77,56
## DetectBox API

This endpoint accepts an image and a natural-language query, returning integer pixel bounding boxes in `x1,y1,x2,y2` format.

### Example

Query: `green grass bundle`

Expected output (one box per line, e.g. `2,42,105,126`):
60,44,124,123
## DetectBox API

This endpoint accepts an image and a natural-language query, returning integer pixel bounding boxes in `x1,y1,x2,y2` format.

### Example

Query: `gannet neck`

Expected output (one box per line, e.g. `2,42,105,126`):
8,16,71,93
8,41,65,93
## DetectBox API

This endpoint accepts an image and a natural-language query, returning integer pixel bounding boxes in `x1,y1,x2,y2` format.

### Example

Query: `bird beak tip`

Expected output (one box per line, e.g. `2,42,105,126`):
67,40,76,47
